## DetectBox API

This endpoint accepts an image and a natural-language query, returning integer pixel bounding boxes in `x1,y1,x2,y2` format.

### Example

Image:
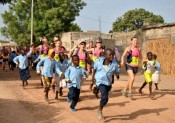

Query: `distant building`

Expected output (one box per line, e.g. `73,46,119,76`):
0,41,17,51
61,31,114,50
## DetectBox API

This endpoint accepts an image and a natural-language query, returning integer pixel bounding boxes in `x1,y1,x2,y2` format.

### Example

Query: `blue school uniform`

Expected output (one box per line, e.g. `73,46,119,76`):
65,66,88,89
93,57,119,107
13,49,32,69
13,49,32,81
94,57,119,87
65,65,88,110
36,57,62,77
55,59,69,91
56,60,69,75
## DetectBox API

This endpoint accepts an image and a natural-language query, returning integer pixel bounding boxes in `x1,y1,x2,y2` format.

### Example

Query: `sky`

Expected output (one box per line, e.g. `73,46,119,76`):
0,0,175,40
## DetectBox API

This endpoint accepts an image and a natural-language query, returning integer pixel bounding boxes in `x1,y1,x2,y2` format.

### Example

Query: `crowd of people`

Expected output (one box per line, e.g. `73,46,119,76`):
0,36,161,120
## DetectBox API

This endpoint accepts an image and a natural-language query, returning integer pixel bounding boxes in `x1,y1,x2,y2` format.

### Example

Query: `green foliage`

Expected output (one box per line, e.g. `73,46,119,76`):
1,0,86,45
112,8,164,32
0,0,12,4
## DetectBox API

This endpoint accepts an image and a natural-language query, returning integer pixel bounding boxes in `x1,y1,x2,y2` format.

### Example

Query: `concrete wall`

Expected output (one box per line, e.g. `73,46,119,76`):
60,32,113,50
60,23,175,76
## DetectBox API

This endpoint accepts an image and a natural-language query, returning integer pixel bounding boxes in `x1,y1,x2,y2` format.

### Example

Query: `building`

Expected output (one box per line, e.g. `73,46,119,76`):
61,31,114,50
0,41,17,51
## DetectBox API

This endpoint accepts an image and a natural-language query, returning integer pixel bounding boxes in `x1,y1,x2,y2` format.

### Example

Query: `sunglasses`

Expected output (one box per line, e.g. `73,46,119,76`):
80,43,85,45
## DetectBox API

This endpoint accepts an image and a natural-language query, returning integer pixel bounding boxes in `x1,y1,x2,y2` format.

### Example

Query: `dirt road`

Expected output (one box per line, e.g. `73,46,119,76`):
0,68,175,123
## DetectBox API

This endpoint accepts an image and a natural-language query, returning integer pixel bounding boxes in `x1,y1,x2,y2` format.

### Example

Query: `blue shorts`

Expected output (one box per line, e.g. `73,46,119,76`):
125,64,138,74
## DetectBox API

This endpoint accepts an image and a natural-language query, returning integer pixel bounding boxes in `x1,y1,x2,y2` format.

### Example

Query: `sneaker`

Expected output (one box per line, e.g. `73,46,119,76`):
122,90,127,98
70,107,76,112
128,92,133,100
97,109,104,120
67,97,71,103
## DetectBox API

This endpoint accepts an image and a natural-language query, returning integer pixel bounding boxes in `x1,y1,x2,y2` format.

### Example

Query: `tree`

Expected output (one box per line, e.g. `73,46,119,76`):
0,0,12,4
112,8,164,32
0,0,86,45
69,23,81,32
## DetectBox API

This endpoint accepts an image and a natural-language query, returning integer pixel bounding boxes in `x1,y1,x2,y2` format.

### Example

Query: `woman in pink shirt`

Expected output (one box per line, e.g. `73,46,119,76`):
121,36,143,100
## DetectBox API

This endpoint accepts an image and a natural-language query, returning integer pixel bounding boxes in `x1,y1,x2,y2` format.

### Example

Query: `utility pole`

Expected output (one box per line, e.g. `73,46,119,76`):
31,0,34,45
99,16,101,38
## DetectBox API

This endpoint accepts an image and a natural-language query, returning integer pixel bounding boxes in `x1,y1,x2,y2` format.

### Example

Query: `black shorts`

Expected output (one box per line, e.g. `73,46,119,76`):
125,64,138,74
3,59,8,62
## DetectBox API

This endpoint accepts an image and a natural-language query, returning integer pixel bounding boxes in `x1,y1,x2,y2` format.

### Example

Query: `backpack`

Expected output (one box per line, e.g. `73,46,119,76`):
126,48,132,63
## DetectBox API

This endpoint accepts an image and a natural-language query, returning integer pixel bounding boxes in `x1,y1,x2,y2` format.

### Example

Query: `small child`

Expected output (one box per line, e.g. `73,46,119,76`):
35,50,48,86
92,52,105,98
8,51,17,71
92,49,120,120
31,51,39,70
13,44,34,87
36,49,62,103
55,52,69,99
152,54,161,90
65,55,88,112
139,52,156,98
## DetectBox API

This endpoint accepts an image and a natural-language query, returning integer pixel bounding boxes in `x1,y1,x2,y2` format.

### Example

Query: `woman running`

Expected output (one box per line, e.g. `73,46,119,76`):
120,36,143,100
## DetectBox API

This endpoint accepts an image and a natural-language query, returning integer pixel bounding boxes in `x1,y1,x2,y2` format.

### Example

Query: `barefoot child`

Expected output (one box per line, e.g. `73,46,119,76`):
13,44,34,87
152,54,161,90
65,55,88,112
92,49,119,120
139,52,156,98
36,49,62,103
55,52,69,100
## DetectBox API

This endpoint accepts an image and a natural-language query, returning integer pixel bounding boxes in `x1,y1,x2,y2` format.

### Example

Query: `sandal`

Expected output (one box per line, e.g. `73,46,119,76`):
128,92,133,100
122,90,127,98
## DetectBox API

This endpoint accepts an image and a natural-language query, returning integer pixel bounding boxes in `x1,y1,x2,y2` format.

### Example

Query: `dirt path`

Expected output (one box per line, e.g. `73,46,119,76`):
0,68,175,123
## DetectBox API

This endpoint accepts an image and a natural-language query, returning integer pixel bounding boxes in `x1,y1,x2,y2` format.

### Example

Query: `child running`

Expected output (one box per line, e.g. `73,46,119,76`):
13,44,34,87
2,46,10,71
152,54,161,90
34,49,48,86
65,55,88,112
91,51,105,98
36,49,62,103
139,52,156,98
92,49,119,120
55,52,69,100
8,51,17,71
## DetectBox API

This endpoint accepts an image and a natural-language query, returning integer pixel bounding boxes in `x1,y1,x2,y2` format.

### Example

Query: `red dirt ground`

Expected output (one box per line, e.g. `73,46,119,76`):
0,67,175,123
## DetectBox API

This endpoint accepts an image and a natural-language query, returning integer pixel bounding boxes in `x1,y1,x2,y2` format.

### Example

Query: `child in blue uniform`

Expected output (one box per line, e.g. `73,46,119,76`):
152,54,161,90
13,44,34,87
55,52,69,99
65,55,88,112
92,48,119,120
36,49,62,103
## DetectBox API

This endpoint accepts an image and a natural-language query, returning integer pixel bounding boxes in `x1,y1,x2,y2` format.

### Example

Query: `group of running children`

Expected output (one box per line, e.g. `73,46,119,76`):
0,36,161,120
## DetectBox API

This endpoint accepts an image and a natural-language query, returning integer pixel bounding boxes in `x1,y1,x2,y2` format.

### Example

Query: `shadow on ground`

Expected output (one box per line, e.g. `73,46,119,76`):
0,98,63,123
105,108,168,122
